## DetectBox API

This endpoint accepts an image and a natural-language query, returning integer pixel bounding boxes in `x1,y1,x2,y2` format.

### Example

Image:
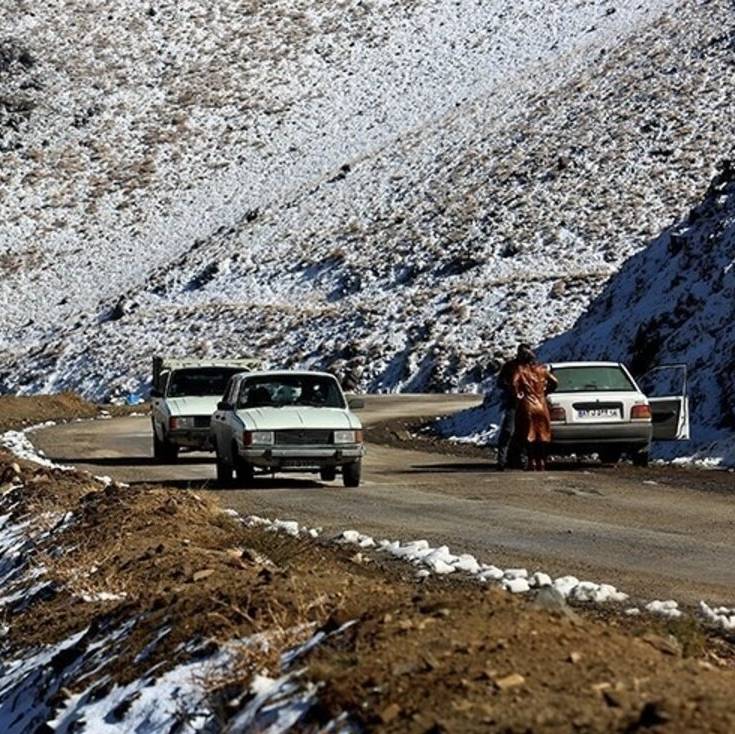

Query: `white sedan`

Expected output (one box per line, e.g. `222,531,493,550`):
210,370,365,487
547,361,690,466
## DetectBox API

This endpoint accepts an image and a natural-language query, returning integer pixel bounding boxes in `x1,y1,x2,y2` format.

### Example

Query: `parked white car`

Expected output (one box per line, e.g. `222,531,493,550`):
210,370,365,487
547,362,689,466
150,358,259,461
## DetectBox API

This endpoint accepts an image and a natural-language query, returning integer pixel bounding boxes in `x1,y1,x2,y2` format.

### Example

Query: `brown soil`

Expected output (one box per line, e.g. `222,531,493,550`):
367,417,489,459
0,391,146,433
2,397,735,732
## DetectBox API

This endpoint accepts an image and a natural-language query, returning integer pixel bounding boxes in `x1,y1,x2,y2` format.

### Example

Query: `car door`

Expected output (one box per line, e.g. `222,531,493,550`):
211,376,238,449
151,370,170,439
638,364,690,441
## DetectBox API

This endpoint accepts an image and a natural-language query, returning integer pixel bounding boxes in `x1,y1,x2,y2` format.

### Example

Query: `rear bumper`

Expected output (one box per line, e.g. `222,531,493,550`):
168,429,213,451
241,444,365,470
550,422,652,453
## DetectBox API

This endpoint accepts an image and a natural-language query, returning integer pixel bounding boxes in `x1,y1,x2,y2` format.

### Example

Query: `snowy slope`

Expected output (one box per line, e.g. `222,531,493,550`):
1,0,734,411
439,163,735,465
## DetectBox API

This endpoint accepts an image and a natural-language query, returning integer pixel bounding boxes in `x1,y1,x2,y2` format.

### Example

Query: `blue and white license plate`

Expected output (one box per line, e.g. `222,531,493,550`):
577,408,620,419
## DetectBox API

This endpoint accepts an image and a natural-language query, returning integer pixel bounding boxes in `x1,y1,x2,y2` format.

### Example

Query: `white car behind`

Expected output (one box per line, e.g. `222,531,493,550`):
150,358,259,461
547,361,689,466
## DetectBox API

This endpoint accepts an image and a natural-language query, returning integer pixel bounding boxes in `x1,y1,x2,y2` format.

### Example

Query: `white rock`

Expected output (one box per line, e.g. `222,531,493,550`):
553,576,580,598
503,578,530,594
530,572,552,588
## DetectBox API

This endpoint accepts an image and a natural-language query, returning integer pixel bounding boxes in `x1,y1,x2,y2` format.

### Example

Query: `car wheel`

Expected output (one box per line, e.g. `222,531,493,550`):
154,431,179,462
215,444,233,484
599,448,622,466
233,444,254,486
320,467,337,482
342,460,361,488
632,449,650,468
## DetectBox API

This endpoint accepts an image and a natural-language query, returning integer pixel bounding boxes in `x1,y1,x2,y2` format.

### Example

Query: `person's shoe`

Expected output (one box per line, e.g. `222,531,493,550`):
496,463,506,472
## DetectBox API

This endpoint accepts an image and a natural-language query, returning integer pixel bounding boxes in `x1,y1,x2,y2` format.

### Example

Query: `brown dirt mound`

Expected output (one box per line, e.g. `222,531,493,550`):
1,398,735,731
0,392,98,432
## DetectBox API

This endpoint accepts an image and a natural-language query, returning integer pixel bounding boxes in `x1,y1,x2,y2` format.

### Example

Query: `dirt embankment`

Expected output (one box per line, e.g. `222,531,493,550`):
0,391,145,433
1,397,735,732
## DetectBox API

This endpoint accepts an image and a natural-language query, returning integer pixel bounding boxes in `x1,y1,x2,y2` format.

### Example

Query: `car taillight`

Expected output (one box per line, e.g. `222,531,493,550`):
355,430,364,444
242,430,253,446
631,404,652,420
549,406,566,422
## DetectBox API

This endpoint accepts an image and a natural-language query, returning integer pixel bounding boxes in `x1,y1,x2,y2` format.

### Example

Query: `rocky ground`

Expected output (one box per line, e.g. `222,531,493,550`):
2,399,735,732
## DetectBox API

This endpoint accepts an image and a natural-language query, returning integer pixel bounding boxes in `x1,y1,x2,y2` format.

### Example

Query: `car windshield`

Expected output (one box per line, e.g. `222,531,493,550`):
167,368,244,398
552,365,636,393
238,374,345,409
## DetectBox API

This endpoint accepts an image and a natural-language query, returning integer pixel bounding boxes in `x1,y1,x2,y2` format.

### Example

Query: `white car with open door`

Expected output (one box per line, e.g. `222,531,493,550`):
150,357,259,462
546,362,689,466
210,370,365,487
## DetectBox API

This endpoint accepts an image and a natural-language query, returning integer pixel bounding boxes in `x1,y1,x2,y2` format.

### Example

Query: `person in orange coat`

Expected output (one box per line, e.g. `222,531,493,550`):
512,346,558,471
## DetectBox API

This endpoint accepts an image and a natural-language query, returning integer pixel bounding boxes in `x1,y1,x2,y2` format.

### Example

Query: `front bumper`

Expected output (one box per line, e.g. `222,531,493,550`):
550,422,652,453
241,444,365,470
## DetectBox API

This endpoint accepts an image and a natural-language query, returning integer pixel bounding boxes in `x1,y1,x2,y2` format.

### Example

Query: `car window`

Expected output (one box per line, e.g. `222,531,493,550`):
552,366,636,393
238,375,345,409
167,368,244,398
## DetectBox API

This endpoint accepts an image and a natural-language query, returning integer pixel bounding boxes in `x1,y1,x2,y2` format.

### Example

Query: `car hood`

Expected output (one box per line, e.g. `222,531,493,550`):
235,406,361,431
165,396,220,416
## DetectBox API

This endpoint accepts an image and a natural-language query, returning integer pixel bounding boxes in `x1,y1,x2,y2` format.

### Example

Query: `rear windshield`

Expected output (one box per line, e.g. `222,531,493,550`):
167,368,244,398
238,374,345,409
552,366,636,393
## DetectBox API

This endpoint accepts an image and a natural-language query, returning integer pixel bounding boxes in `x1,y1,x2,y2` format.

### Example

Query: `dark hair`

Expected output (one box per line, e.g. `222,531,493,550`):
517,345,537,365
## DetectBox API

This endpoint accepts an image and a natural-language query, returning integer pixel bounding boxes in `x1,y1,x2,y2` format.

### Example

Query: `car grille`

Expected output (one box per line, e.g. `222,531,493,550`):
193,416,211,428
275,430,333,446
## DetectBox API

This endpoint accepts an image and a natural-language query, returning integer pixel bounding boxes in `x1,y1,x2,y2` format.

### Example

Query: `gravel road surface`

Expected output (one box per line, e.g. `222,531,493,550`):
34,395,735,605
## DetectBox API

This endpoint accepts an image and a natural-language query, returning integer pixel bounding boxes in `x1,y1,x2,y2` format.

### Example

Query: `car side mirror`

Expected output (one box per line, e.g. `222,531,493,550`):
150,388,162,398
217,401,233,411
348,397,365,410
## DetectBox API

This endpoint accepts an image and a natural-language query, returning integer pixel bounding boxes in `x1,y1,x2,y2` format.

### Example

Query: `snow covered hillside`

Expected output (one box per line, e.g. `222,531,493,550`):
1,0,734,404
438,163,735,464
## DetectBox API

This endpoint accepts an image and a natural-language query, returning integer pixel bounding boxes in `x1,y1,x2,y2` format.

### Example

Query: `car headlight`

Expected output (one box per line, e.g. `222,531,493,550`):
334,429,363,444
243,430,275,446
169,416,196,430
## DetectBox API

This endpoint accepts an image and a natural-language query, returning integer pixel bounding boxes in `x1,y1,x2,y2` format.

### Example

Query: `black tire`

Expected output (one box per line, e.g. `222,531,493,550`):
599,448,622,466
319,467,337,482
153,431,179,463
233,444,254,486
215,443,233,485
632,448,650,468
342,460,361,488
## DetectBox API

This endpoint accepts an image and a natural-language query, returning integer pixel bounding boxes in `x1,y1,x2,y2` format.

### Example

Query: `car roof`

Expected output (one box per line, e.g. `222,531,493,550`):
234,370,338,380
549,361,624,368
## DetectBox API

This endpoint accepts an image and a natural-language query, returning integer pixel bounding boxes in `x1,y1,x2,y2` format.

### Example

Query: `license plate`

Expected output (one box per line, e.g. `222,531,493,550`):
577,408,620,419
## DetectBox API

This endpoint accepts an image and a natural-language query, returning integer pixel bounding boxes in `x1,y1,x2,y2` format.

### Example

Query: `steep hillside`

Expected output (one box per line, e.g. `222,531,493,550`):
439,163,735,464
2,0,734,404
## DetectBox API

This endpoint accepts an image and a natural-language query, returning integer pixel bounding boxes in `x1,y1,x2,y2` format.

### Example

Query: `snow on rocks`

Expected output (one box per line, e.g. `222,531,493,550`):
0,424,68,471
698,602,735,632
645,600,683,620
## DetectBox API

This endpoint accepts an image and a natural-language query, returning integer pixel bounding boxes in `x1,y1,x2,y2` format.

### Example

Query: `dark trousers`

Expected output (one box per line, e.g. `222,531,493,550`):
497,404,516,468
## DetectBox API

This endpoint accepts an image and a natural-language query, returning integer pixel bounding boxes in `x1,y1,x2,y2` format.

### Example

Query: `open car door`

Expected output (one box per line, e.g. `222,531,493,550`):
638,364,690,441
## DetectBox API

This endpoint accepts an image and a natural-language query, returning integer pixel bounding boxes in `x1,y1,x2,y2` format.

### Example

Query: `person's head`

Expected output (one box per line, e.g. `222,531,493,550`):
517,344,537,365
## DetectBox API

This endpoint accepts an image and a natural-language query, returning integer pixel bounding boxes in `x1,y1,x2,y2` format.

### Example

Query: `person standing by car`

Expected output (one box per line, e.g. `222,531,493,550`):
496,343,531,470
512,346,558,471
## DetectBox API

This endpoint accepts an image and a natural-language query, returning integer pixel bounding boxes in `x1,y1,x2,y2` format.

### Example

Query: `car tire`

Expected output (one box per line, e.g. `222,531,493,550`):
632,448,650,468
319,467,337,482
215,444,233,485
154,431,179,463
599,448,622,466
233,444,254,486
342,460,361,488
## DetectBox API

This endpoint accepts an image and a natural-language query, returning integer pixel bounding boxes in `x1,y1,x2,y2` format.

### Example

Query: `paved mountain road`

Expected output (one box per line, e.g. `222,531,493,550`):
34,395,735,606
